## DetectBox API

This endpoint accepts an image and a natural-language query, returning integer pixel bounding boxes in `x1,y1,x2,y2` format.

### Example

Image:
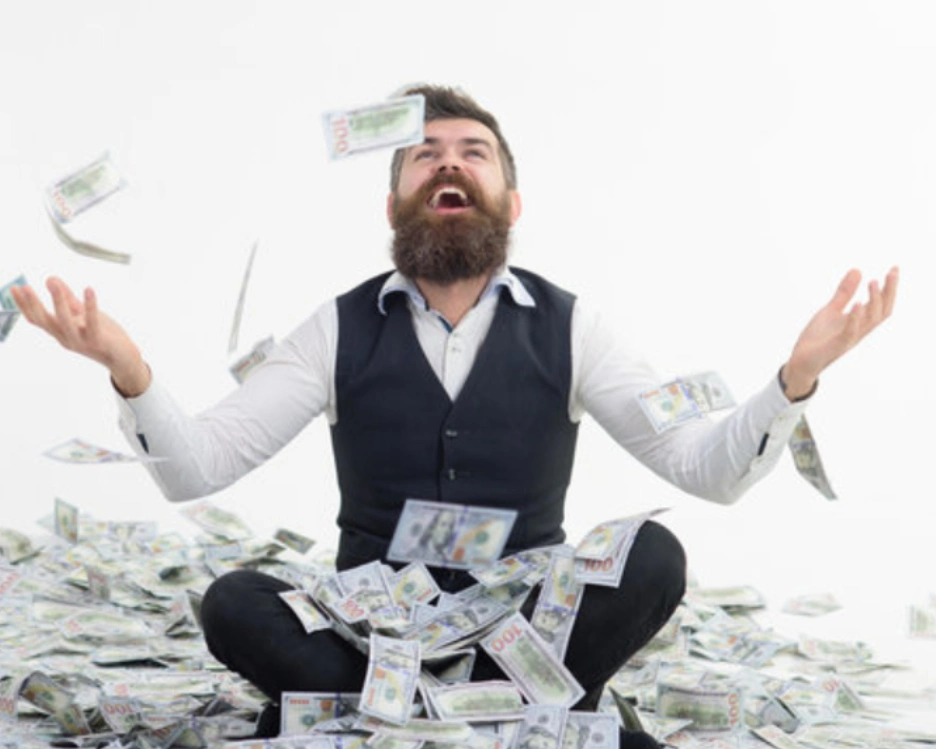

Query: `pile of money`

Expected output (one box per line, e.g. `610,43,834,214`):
1,498,934,748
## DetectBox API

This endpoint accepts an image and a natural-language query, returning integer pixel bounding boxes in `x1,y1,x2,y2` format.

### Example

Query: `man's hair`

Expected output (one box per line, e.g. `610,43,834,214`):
389,84,517,191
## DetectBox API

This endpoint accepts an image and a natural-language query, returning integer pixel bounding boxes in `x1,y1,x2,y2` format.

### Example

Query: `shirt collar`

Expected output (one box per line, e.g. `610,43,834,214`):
377,266,536,315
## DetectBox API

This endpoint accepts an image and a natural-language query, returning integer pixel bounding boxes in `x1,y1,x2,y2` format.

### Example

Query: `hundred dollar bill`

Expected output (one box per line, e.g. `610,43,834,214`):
278,590,331,634
574,508,668,588
480,613,584,707
0,275,26,342
563,712,621,749
43,437,167,464
530,548,583,661
656,681,744,735
47,210,132,264
44,152,125,223
0,310,18,342
387,500,517,570
179,501,253,541
637,381,701,433
230,335,276,383
0,527,36,563
515,704,567,749
781,592,841,617
322,94,425,160
280,691,360,735
274,528,316,555
361,634,421,724
789,416,836,500
425,680,525,722
229,239,258,354
54,497,80,544
389,562,441,609
411,597,509,653
681,371,736,413
637,371,736,433
908,605,936,638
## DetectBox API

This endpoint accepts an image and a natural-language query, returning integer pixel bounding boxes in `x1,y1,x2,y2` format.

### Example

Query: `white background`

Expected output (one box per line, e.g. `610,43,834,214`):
1,0,934,729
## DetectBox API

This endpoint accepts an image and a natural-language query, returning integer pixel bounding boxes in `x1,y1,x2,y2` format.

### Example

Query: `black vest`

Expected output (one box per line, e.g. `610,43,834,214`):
330,268,580,573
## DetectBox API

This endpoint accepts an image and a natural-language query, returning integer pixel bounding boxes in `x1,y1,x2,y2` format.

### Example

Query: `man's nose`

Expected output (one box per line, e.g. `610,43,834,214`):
437,163,461,174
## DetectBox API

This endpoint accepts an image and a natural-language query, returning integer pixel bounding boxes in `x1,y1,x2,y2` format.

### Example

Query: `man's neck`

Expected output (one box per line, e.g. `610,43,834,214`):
415,274,492,328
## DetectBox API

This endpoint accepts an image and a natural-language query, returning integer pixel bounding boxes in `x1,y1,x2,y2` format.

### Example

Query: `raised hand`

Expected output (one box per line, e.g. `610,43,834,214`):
10,276,151,397
781,267,899,400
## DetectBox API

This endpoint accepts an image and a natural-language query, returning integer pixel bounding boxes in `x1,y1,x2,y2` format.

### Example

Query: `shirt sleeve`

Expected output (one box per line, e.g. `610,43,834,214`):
116,300,337,501
570,299,811,505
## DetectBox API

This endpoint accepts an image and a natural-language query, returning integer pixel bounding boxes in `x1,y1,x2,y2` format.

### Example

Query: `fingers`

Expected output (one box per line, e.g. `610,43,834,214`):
829,268,862,312
84,286,100,341
882,265,899,318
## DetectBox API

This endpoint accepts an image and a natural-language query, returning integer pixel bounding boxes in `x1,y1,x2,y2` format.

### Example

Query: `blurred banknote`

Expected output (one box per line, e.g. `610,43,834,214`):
387,500,517,570
228,240,259,354
274,527,316,554
280,691,360,735
44,152,131,264
789,416,836,500
638,371,736,433
43,437,166,465
782,592,842,617
361,633,421,724
322,94,425,160
230,335,276,383
480,613,584,707
179,501,253,541
0,275,26,342
44,152,125,223
54,497,80,543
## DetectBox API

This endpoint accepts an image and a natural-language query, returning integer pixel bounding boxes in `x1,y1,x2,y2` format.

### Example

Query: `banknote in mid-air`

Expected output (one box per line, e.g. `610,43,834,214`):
789,415,836,500
229,335,276,383
44,152,125,223
0,275,26,342
43,152,131,264
228,240,259,354
322,94,425,160
638,371,736,433
387,500,517,570
43,438,166,465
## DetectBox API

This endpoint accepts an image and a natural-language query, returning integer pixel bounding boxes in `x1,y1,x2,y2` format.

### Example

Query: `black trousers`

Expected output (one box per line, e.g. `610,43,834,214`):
200,520,686,714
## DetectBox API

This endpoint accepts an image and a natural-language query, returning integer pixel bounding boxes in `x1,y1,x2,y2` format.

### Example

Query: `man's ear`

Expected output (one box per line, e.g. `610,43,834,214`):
509,190,522,226
386,193,396,228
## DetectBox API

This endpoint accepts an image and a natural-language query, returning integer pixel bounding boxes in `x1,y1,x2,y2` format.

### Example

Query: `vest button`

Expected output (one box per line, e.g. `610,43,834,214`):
445,429,458,438
447,468,456,480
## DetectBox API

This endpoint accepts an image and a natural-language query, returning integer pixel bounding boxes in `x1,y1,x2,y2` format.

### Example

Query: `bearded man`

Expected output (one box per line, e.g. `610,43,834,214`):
11,85,897,748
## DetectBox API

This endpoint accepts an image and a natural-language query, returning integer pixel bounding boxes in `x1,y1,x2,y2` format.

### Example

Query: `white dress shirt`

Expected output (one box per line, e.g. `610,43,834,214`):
117,267,810,504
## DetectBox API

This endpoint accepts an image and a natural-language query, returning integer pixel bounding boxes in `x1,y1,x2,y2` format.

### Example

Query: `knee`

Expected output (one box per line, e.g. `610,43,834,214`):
631,520,687,604
200,568,282,635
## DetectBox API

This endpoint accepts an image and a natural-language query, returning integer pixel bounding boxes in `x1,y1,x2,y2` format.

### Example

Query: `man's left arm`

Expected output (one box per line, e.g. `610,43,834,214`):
573,266,898,503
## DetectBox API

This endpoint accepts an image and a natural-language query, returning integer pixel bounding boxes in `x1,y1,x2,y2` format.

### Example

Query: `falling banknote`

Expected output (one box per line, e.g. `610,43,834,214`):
42,438,166,465
638,371,736,433
43,152,131,264
322,94,425,160
0,275,26,342
789,415,836,500
387,499,517,570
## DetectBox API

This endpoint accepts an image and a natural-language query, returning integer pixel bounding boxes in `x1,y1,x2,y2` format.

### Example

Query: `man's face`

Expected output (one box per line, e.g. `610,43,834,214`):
431,510,456,545
388,118,522,284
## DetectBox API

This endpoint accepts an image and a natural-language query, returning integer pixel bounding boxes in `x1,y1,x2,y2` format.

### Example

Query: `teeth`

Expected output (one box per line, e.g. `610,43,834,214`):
429,186,468,208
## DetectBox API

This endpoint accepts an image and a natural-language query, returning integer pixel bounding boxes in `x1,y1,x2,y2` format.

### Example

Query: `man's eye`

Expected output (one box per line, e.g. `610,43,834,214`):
465,149,486,159
413,150,434,160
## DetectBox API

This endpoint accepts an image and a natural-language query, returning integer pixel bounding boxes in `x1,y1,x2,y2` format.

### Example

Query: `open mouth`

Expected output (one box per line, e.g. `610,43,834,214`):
427,185,474,211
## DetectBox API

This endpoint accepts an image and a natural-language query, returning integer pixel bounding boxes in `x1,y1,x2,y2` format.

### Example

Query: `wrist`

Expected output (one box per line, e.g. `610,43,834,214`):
778,363,818,402
110,359,152,399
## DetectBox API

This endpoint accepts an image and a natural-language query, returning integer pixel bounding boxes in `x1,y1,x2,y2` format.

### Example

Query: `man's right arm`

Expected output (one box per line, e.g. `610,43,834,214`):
13,276,336,502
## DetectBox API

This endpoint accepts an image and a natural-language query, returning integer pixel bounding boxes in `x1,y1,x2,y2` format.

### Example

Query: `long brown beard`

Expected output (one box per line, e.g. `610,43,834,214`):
390,172,513,284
